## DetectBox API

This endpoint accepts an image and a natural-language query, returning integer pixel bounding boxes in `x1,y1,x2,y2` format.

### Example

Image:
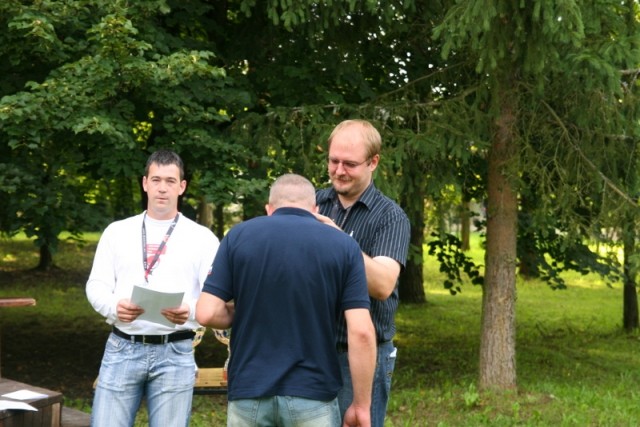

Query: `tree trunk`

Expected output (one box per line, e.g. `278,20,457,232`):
479,88,518,391
398,157,426,304
108,176,137,220
460,199,471,251
213,204,225,238
197,196,213,228
399,197,426,303
622,220,639,331
517,189,540,279
36,243,54,271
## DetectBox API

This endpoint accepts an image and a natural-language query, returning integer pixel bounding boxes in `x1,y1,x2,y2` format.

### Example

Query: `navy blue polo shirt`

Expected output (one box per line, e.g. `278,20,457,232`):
202,207,369,401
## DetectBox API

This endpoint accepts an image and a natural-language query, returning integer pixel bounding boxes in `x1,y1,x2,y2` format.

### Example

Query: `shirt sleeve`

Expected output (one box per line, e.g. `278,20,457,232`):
85,225,120,324
202,235,234,302
340,240,371,311
370,205,410,269
187,228,220,322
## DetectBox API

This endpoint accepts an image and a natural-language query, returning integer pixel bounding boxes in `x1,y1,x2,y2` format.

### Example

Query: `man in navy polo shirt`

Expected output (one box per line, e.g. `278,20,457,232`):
196,173,377,427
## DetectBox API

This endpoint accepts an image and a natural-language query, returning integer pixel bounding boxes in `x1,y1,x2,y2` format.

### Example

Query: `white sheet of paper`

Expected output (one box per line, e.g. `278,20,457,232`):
0,400,37,411
131,285,184,327
1,389,48,400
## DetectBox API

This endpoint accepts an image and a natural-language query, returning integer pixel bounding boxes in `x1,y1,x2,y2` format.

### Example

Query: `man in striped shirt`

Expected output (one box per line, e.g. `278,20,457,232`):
315,119,411,427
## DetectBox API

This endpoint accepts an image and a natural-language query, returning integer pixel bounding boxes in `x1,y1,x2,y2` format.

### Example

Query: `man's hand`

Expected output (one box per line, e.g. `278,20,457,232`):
342,404,371,427
161,303,190,325
116,299,144,323
313,213,342,231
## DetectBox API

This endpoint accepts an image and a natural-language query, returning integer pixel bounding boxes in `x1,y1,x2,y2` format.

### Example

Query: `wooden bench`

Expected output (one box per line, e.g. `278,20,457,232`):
193,367,227,395
61,407,90,427
93,366,227,395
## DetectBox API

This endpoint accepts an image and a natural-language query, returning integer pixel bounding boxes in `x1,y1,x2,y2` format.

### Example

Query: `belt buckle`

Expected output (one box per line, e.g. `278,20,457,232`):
141,335,161,345
139,334,168,344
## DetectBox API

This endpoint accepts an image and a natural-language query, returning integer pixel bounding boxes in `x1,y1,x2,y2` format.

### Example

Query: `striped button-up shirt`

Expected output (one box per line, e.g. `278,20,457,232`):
317,182,410,345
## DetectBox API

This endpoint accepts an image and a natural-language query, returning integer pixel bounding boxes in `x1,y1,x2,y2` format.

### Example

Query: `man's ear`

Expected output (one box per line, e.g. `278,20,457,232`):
368,154,380,171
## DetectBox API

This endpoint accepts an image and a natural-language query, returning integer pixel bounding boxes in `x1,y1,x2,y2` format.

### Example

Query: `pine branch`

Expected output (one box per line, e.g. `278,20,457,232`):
541,100,638,207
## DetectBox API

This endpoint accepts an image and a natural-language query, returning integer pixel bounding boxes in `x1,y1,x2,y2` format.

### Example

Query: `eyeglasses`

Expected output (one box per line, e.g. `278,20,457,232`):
328,157,371,171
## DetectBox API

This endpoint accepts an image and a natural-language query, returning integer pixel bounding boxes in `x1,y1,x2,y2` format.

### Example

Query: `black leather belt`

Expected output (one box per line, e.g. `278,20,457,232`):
112,326,195,345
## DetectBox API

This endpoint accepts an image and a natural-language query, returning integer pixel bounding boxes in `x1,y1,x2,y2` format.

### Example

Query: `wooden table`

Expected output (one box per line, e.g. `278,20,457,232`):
0,298,36,378
0,299,66,426
0,377,62,427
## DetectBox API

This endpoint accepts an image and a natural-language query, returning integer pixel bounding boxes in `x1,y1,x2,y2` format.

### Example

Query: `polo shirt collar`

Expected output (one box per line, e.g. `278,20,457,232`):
272,207,315,218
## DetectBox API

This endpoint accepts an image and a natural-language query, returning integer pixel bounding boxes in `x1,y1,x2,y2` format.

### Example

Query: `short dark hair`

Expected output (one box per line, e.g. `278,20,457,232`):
145,150,185,180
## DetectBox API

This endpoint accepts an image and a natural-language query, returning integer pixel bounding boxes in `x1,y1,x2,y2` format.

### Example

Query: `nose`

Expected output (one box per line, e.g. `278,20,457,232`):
332,161,348,174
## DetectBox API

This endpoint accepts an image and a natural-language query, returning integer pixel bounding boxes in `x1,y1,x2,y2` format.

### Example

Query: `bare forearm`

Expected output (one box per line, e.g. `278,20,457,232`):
364,254,401,300
201,308,232,329
347,311,377,407
349,345,376,407
195,293,233,328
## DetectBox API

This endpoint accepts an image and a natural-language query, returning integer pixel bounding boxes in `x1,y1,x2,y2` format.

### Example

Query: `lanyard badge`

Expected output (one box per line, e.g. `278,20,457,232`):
141,212,180,283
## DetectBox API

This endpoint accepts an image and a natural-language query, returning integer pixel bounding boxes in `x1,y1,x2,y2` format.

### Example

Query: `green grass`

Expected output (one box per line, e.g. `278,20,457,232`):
386,243,640,427
1,233,639,426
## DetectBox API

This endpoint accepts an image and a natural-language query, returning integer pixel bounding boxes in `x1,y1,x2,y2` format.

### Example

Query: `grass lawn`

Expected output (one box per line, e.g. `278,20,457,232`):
1,233,639,426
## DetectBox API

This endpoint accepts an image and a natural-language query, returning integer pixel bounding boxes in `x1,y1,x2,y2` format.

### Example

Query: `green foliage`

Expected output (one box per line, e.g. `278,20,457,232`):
434,0,586,75
0,0,250,263
463,382,481,408
432,0,640,226
516,223,623,290
1,0,639,286
427,232,484,294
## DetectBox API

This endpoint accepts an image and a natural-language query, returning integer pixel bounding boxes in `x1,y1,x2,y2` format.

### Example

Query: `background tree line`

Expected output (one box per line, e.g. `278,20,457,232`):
2,0,640,393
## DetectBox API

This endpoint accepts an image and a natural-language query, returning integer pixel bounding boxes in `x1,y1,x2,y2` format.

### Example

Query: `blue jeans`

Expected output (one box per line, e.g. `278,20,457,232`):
91,332,196,427
227,396,341,427
337,341,397,427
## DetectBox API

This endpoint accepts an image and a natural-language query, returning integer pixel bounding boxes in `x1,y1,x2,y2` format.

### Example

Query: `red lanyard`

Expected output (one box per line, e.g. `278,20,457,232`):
142,212,180,283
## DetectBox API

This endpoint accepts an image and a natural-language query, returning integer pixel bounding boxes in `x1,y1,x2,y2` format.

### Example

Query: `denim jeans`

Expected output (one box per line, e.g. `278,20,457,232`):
91,332,196,427
337,341,397,427
227,396,341,427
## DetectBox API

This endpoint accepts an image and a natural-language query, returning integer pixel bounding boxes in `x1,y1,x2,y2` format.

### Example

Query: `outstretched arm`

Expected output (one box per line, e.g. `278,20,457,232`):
362,254,401,300
314,212,401,301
